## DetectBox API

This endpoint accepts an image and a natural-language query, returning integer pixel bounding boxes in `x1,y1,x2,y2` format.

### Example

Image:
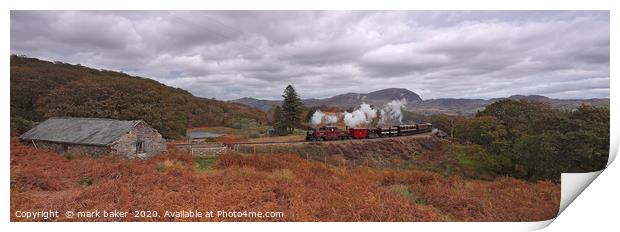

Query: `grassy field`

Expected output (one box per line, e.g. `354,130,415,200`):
187,123,270,140
184,126,308,144
187,126,240,134
247,135,306,143
10,137,559,222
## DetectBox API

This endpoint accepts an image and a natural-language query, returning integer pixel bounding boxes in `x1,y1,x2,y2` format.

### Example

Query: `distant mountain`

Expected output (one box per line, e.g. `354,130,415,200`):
232,88,423,111
363,88,423,104
412,94,608,115
505,94,551,101
232,97,279,112
233,88,609,116
416,98,490,115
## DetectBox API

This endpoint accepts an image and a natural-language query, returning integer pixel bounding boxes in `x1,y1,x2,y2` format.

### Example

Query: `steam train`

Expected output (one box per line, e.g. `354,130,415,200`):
305,123,433,141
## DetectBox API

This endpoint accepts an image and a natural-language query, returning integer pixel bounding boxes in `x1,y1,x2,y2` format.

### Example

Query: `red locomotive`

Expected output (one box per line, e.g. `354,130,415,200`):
305,126,349,141
305,123,433,141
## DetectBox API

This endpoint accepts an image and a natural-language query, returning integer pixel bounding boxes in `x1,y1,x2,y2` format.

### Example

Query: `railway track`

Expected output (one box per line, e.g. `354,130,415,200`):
231,132,433,146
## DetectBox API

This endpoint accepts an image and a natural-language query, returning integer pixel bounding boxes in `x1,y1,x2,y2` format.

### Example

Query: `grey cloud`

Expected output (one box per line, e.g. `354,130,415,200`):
10,10,609,100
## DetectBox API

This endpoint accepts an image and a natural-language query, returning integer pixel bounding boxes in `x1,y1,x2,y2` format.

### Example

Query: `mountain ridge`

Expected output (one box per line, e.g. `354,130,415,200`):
232,89,609,115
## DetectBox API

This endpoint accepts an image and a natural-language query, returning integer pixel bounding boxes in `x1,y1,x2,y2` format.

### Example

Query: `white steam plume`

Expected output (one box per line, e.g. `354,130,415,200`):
343,103,378,128
310,110,340,125
325,115,339,124
310,110,325,125
379,99,407,125
314,99,407,128
359,103,377,121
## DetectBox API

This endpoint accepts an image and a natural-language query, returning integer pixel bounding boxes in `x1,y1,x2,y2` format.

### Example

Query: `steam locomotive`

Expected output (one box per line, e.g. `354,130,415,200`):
305,123,433,141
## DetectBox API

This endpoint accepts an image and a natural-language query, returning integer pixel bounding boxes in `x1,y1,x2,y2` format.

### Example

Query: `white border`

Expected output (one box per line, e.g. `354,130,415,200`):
2,0,617,231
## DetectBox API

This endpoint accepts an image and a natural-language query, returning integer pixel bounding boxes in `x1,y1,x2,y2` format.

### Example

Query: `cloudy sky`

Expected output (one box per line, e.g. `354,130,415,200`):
11,11,609,100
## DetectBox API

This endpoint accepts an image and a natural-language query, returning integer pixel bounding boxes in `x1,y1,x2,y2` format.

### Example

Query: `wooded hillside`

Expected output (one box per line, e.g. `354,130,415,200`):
10,55,267,139
430,100,610,181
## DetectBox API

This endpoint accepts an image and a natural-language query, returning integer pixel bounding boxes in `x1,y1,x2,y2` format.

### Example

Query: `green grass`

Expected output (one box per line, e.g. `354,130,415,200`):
457,153,479,167
290,128,308,135
444,144,500,180
224,118,270,138
388,184,413,199
64,153,76,160
194,156,217,172
387,184,428,205
415,196,429,205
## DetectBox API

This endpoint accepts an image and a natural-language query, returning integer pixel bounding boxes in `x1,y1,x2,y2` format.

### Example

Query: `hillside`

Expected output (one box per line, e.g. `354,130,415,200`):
234,88,609,115
10,55,267,138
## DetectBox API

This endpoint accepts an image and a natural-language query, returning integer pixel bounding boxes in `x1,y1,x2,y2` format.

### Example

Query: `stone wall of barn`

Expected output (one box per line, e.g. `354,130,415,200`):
110,121,167,159
29,140,110,156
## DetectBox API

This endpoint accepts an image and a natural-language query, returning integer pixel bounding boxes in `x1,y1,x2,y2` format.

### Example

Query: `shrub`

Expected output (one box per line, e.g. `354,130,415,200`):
269,169,294,181
10,116,33,135
64,153,76,161
193,156,217,172
154,159,185,172
387,184,413,200
78,176,94,187
387,184,428,205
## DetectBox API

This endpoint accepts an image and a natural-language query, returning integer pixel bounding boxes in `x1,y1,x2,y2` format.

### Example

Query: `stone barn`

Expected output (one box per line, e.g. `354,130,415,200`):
19,117,167,159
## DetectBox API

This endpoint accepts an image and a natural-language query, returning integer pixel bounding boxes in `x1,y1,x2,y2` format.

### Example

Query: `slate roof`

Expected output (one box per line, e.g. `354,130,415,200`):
19,117,143,146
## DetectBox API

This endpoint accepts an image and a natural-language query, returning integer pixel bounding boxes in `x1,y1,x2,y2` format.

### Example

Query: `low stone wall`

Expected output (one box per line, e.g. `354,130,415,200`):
174,143,227,157
27,140,111,156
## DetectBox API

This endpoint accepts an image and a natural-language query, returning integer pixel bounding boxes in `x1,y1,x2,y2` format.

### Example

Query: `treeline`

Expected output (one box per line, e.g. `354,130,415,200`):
10,55,267,139
431,100,609,181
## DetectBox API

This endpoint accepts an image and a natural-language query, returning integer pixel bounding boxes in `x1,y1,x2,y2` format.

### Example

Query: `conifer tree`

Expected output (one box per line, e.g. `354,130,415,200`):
281,85,304,134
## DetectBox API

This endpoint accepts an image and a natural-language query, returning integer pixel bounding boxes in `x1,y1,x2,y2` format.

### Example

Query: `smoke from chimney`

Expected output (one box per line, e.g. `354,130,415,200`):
309,99,408,128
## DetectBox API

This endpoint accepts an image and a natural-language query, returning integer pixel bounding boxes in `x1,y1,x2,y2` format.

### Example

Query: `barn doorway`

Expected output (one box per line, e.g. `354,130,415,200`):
136,141,144,153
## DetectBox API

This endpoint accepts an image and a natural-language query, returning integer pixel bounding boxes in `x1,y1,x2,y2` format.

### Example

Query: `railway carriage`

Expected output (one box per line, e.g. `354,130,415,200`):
417,123,433,133
372,126,398,138
349,128,369,139
396,124,418,136
305,123,433,141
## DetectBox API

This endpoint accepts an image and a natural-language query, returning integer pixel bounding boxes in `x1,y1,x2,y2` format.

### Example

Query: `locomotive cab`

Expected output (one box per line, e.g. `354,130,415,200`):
305,128,317,141
306,126,348,141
